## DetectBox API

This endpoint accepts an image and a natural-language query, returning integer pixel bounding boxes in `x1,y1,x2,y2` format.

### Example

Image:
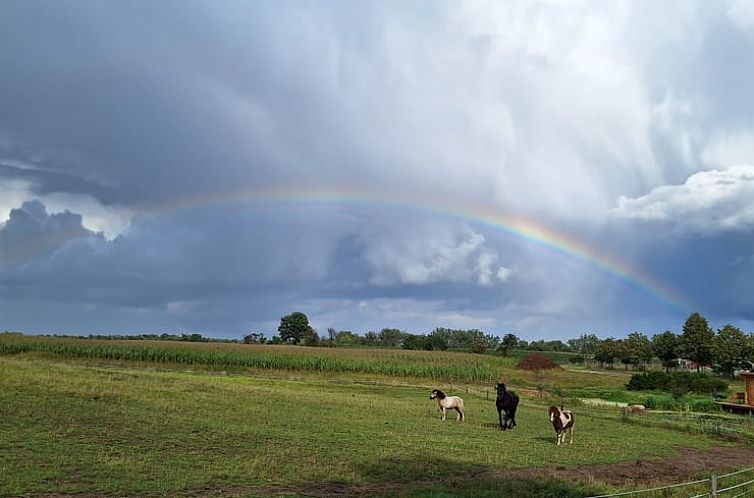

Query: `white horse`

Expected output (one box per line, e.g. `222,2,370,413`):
429,389,465,421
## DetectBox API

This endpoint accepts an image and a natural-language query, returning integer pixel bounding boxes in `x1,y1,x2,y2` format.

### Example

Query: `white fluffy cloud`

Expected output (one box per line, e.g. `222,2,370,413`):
614,164,754,232
360,221,511,286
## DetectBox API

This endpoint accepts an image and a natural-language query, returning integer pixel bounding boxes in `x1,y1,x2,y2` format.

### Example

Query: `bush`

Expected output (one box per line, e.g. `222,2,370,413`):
626,371,670,391
568,355,585,365
627,371,727,395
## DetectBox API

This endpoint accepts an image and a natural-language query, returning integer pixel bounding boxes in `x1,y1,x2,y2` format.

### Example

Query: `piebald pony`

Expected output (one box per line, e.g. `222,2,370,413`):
429,389,465,421
549,406,574,445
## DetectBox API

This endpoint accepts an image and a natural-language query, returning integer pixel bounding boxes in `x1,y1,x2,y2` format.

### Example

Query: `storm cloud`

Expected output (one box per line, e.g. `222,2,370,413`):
1,1,754,337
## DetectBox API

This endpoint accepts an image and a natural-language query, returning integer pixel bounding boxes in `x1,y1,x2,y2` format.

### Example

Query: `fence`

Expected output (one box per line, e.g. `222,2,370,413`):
586,467,754,498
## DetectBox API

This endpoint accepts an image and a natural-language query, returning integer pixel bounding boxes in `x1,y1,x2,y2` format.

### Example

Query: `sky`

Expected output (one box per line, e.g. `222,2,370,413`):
1,0,754,340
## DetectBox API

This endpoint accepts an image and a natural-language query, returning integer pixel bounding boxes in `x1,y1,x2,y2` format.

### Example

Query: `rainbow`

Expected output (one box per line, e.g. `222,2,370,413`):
136,186,689,311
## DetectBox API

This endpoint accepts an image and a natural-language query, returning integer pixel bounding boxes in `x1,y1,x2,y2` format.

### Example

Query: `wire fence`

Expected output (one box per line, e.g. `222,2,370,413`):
586,467,754,498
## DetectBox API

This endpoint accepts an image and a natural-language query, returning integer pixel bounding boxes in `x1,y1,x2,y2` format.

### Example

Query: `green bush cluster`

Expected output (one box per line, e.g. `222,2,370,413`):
626,371,728,395
642,394,720,412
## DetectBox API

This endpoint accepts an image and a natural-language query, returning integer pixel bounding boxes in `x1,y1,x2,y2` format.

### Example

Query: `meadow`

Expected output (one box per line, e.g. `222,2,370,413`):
1,334,751,497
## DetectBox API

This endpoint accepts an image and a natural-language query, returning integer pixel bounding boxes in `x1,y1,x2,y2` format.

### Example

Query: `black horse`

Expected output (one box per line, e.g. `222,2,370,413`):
495,382,519,430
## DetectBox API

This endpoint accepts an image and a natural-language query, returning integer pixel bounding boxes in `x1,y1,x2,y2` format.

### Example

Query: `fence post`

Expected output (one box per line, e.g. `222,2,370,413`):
710,473,717,498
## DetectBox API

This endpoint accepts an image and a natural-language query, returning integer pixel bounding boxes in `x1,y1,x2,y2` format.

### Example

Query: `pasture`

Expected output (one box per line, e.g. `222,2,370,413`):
1,336,751,497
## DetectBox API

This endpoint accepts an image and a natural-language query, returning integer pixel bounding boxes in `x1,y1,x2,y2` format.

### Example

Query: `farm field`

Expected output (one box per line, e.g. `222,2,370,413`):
2,336,753,497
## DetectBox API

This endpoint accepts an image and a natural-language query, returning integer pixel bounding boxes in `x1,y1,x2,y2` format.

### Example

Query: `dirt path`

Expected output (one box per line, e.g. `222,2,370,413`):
507,446,754,485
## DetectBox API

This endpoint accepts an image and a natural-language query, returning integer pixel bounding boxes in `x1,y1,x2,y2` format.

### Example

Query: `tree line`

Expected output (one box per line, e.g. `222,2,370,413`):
593,312,751,376
243,311,753,377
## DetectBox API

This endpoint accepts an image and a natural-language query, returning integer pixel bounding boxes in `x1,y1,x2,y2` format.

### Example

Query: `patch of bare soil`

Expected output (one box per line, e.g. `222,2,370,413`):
508,446,754,485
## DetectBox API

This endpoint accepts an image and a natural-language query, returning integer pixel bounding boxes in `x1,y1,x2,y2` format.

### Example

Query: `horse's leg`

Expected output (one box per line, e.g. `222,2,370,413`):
455,407,461,421
441,406,446,421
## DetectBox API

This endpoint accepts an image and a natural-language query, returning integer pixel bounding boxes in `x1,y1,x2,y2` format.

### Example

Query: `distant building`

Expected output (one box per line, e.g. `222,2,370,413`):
676,359,712,372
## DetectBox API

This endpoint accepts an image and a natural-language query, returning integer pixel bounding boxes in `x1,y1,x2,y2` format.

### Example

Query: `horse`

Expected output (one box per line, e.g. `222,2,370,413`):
495,382,519,430
429,389,465,421
549,405,574,445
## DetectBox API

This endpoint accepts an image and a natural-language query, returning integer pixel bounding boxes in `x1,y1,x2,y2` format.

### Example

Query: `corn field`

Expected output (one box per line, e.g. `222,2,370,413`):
0,334,510,383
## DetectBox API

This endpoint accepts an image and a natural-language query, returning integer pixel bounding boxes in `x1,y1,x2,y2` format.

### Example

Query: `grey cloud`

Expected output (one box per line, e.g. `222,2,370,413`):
3,2,754,337
0,200,100,266
358,217,510,286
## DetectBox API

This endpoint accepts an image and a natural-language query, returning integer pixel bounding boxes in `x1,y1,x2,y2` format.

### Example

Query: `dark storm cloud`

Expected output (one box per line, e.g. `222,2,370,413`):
0,200,99,266
2,1,754,337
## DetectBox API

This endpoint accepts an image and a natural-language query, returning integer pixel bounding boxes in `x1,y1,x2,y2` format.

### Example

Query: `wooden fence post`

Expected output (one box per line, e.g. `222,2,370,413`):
710,473,717,498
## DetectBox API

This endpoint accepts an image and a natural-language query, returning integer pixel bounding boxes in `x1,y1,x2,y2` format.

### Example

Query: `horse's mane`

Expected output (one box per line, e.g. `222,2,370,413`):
433,389,446,399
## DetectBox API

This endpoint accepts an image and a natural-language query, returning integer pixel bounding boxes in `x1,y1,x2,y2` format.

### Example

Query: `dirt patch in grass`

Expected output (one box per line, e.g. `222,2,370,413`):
508,446,754,485
516,353,561,371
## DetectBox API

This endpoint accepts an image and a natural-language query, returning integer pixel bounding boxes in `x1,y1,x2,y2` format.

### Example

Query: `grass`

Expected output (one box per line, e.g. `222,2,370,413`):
0,353,730,497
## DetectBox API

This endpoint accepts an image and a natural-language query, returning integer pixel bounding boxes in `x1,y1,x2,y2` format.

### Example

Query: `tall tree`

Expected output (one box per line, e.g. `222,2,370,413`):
714,324,751,377
378,328,403,348
498,333,519,356
278,311,313,344
363,331,378,347
568,333,600,355
302,327,320,346
595,338,622,368
624,332,653,369
652,331,679,372
680,312,715,371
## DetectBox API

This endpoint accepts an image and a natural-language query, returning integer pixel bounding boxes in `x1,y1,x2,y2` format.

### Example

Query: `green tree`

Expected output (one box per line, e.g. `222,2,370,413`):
714,324,751,377
302,327,319,346
595,338,621,368
680,312,715,372
401,333,425,350
426,330,449,351
624,332,653,369
243,332,266,344
378,328,403,348
498,333,519,356
652,331,679,372
334,330,358,347
469,335,486,354
278,311,313,344
363,331,378,347
568,334,600,355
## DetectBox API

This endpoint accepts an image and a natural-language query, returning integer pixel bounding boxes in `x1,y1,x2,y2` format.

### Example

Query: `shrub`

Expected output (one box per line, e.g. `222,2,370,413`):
626,371,670,391
627,371,727,395
568,355,585,365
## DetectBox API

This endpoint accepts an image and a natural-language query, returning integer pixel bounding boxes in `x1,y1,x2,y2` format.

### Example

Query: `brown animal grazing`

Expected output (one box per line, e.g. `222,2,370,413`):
622,404,646,415
549,405,574,445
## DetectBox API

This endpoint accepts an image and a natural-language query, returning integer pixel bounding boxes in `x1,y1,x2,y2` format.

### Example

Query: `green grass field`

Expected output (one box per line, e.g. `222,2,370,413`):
1,336,749,497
